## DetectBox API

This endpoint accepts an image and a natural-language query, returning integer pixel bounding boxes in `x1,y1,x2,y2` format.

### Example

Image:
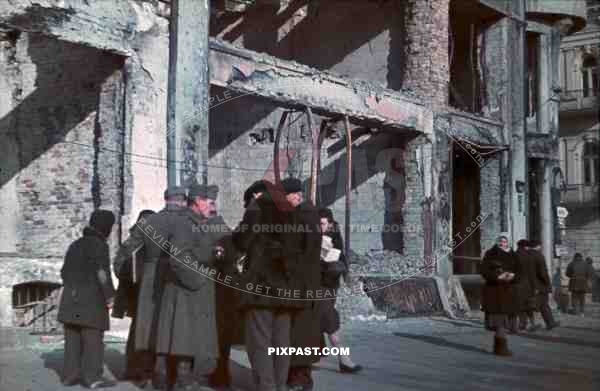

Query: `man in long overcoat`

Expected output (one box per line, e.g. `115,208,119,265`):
209,180,267,388
154,183,227,388
515,240,538,331
112,186,187,389
480,235,520,356
112,209,155,385
528,240,559,329
566,253,594,315
58,210,117,389
233,178,310,391
287,181,323,391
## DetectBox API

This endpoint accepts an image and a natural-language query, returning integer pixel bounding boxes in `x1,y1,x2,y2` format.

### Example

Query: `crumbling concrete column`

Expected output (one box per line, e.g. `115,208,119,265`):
167,0,210,186
402,0,450,110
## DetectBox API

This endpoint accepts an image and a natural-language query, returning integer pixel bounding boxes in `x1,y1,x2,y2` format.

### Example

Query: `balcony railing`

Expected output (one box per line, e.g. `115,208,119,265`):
562,184,599,205
560,89,599,112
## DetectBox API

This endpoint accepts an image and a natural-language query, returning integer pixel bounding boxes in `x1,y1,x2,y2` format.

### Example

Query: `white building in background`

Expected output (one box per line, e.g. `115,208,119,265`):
559,0,600,269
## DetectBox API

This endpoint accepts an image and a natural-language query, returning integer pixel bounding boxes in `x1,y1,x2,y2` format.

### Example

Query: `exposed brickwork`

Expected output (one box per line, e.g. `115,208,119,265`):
402,0,450,109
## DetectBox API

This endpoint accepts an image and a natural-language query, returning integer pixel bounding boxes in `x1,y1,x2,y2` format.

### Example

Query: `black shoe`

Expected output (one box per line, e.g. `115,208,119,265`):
527,324,541,332
84,378,117,389
339,363,363,374
61,376,80,387
546,321,560,331
288,385,313,391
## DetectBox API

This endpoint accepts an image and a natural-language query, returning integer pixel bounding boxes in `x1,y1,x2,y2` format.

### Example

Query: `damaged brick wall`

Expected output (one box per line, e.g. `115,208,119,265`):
402,0,450,108
0,32,123,257
211,0,407,90
0,2,172,326
0,32,125,326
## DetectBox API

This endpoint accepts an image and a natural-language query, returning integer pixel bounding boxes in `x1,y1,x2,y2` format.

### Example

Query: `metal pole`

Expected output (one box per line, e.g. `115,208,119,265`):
316,119,328,205
344,116,352,258
306,107,319,204
273,111,289,185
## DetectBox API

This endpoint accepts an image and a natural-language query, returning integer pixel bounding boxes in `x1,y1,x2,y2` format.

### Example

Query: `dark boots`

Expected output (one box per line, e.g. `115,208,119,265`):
208,357,231,387
493,337,512,357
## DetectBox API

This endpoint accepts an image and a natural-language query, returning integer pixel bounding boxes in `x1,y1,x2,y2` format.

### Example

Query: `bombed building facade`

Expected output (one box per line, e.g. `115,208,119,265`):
0,0,588,324
558,0,600,270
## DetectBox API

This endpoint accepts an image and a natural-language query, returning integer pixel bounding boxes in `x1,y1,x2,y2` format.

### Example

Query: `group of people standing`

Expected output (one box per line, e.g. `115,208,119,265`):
480,236,597,357
480,237,559,357
57,177,360,390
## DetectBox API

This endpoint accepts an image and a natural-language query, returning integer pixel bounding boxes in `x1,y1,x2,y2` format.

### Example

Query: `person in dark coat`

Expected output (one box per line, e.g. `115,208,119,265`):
112,209,155,386
286,179,323,391
232,178,310,391
154,183,228,389
57,209,117,389
480,235,520,356
209,180,267,388
528,240,559,330
317,208,361,374
112,186,188,390
566,253,594,315
515,240,538,331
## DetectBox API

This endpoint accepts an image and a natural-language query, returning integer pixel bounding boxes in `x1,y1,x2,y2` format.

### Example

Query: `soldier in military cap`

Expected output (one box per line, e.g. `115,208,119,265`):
112,185,189,389
154,182,230,389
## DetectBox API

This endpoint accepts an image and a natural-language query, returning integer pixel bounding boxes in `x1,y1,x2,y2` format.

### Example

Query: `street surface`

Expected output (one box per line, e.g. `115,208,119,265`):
1,305,598,391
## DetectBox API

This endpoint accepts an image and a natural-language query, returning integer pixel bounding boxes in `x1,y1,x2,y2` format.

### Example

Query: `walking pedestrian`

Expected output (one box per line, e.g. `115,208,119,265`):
515,240,538,331
112,209,156,387
528,240,559,330
480,235,520,356
317,208,361,374
566,253,594,316
57,209,117,389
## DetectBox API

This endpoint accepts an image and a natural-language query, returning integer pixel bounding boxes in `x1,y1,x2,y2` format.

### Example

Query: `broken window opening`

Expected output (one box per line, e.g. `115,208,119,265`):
448,1,486,114
526,31,540,119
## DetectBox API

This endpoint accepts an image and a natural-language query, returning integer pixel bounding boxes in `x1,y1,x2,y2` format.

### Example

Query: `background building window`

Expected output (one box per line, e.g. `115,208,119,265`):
583,141,600,185
526,32,540,118
582,55,598,97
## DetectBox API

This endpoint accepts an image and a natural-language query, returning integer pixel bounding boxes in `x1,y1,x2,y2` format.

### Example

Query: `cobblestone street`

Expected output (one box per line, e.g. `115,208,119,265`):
1,305,598,391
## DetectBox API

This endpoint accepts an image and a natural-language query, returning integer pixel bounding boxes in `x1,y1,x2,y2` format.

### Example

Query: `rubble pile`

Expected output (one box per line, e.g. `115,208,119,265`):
336,250,431,321
348,249,429,279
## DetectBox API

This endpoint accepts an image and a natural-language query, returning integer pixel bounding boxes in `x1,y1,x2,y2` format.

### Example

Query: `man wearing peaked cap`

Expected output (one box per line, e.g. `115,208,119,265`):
188,183,219,200
188,183,219,219
280,177,303,195
164,186,187,199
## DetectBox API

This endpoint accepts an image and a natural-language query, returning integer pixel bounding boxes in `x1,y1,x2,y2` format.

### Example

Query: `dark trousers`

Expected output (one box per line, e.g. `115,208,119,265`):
63,324,104,384
571,292,586,314
245,309,291,391
124,315,155,380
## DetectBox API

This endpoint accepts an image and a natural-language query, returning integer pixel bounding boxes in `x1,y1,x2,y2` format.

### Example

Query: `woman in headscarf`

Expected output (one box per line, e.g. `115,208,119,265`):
480,235,521,356
317,208,362,373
